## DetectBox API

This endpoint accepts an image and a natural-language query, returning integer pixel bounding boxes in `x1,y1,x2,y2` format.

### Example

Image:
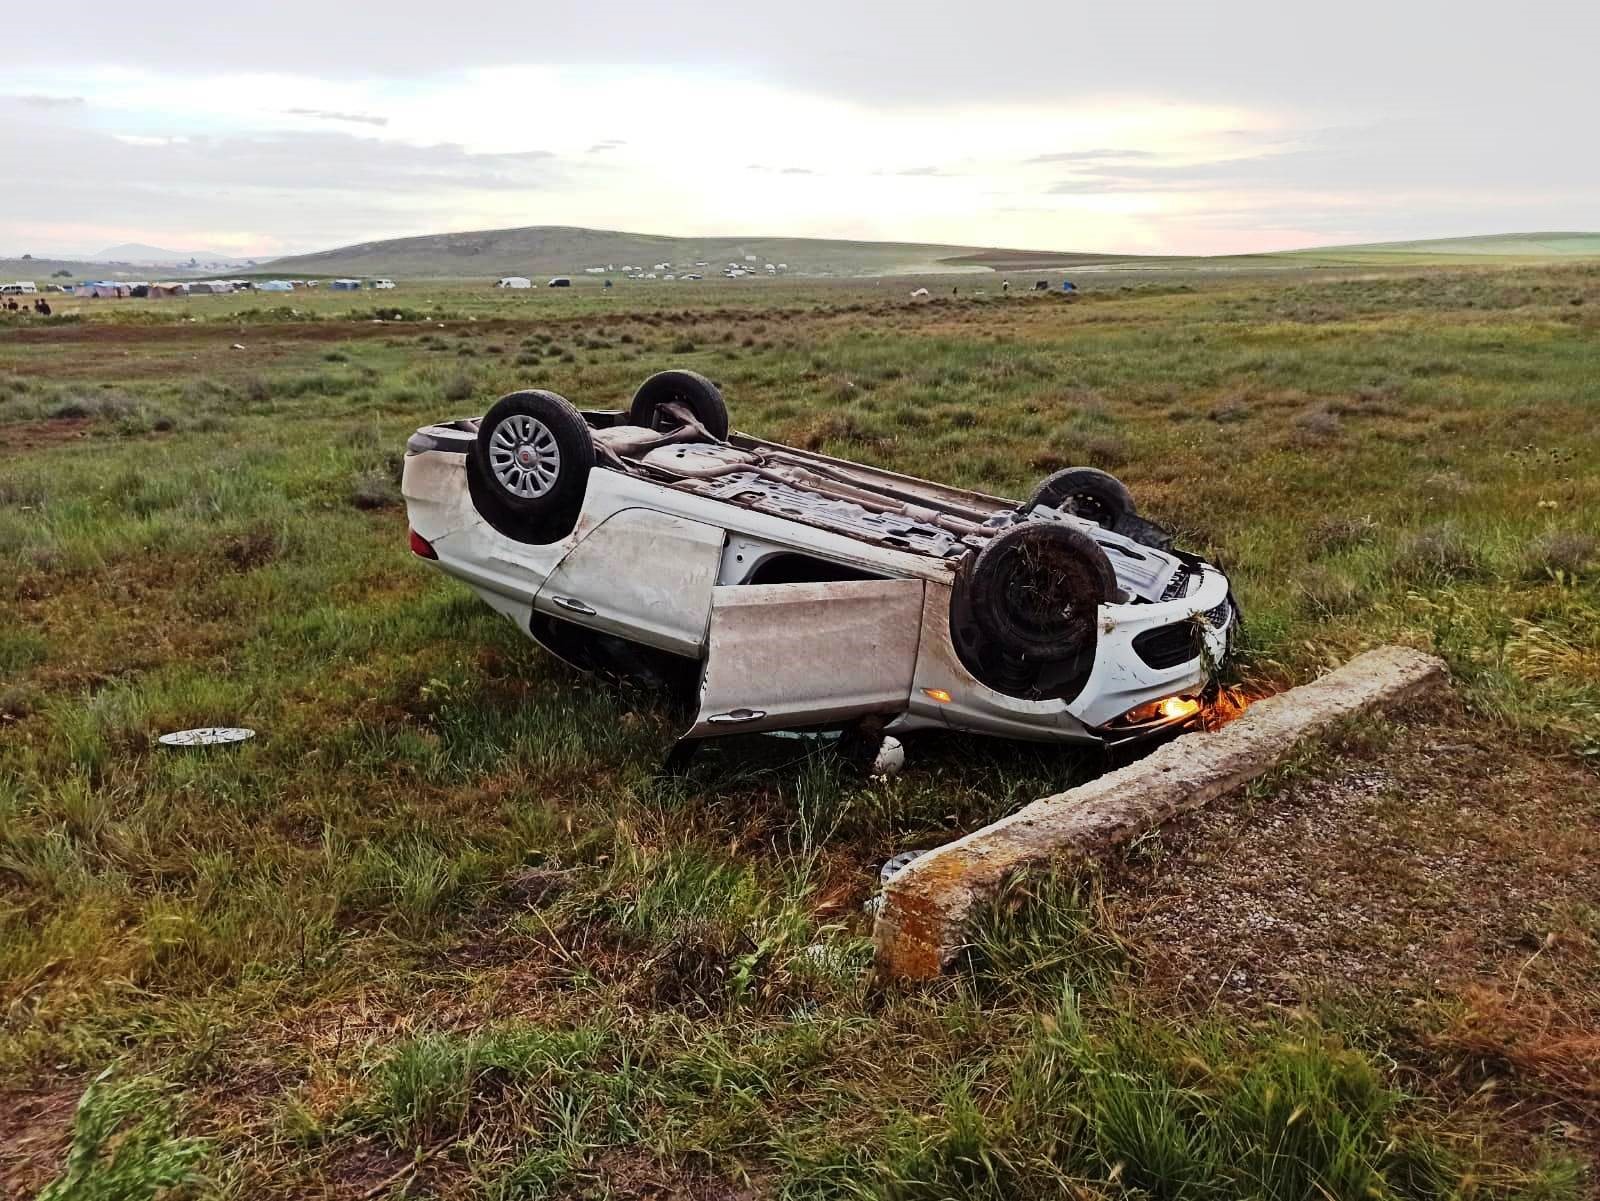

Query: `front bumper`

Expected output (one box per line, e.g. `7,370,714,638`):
1073,566,1236,733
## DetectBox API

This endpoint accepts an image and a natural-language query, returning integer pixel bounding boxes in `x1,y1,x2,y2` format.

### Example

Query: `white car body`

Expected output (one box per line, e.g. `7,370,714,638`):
403,407,1235,748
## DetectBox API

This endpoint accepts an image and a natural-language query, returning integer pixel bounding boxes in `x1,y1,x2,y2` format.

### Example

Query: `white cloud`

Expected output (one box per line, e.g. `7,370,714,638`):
1,6,1594,261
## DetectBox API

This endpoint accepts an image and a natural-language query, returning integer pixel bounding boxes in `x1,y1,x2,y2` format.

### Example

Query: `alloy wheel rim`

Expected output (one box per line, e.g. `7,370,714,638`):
488,414,561,498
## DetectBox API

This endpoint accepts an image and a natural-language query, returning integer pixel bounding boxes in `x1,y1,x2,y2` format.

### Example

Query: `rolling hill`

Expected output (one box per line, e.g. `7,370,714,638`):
261,225,1145,279
220,227,1600,282
1266,231,1600,266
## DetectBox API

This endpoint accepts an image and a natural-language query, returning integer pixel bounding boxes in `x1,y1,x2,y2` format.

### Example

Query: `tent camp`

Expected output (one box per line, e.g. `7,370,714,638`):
330,278,362,291
187,281,233,294
147,283,188,298
75,282,130,298
257,280,294,292
496,276,532,289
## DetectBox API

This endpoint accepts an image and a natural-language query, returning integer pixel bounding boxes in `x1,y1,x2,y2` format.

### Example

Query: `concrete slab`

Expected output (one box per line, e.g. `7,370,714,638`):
873,645,1450,981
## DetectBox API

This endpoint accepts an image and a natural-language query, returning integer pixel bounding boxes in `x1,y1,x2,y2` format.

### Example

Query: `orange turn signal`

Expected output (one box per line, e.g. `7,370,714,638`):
922,687,953,704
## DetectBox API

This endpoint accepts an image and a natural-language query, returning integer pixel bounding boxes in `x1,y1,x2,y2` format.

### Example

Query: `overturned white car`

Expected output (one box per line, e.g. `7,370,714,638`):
403,371,1237,750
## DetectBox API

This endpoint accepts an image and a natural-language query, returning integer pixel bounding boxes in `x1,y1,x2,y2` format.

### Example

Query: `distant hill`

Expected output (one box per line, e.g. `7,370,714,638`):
95,243,253,266
0,256,148,282
262,225,1140,279
1268,232,1600,265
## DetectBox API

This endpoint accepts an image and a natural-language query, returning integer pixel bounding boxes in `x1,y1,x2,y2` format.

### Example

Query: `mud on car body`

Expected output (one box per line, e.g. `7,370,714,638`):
403,371,1237,750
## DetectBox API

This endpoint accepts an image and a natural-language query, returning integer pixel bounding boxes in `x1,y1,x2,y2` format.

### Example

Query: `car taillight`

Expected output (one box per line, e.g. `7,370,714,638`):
408,529,438,559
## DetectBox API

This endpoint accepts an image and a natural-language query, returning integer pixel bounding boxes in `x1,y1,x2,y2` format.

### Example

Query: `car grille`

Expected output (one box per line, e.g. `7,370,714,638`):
1132,622,1202,669
1204,599,1232,629
1159,565,1195,602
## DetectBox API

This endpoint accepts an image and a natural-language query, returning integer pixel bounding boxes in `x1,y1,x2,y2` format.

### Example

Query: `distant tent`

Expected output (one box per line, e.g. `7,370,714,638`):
75,282,130,298
147,282,188,298
186,281,233,294
257,280,294,292
330,278,362,291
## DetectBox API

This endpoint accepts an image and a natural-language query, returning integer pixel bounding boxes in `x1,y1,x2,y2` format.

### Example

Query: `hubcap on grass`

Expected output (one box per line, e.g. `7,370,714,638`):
489,414,561,498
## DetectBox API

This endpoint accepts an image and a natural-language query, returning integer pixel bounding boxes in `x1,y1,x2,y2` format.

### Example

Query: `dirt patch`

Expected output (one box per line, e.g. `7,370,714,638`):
1109,703,1600,1009
0,1083,79,1199
0,415,93,456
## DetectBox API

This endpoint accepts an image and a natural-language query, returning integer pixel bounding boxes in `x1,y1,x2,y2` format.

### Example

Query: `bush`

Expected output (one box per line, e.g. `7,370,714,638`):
1394,523,1484,582
1522,529,1597,580
349,471,401,511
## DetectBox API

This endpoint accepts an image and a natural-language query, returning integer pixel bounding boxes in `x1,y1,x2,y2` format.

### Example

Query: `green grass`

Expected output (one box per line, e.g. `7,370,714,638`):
2,263,1597,1196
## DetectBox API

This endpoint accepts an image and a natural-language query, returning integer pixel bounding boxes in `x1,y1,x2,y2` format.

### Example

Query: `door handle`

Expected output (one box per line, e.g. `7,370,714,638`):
707,708,767,725
550,596,596,616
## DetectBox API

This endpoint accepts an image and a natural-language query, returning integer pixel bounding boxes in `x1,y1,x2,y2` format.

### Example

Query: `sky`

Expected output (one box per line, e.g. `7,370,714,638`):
5,1,1596,260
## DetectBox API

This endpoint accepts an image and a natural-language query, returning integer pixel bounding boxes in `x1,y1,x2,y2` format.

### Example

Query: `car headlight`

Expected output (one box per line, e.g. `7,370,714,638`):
1114,694,1201,727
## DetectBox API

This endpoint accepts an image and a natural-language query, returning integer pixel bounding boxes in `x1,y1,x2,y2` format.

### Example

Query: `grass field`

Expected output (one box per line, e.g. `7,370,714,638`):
2,263,1598,1199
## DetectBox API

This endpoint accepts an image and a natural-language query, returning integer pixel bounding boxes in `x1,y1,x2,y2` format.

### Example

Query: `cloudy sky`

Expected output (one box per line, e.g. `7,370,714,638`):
6,1,1596,259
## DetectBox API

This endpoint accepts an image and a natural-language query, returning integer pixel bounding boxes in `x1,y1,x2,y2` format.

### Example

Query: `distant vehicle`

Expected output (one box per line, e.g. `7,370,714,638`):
681,274,702,281
497,277,532,289
330,278,362,291
1,282,38,294
371,278,396,290
402,372,1237,755
548,277,572,288
1034,280,1050,291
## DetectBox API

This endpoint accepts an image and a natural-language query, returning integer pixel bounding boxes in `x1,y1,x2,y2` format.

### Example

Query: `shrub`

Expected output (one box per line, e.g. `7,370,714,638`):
1521,529,1597,580
1298,566,1364,616
349,471,401,511
1394,523,1484,582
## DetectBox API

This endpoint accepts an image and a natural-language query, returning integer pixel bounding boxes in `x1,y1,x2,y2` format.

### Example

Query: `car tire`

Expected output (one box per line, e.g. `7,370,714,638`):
963,522,1117,663
628,370,730,440
1027,467,1135,528
470,390,594,539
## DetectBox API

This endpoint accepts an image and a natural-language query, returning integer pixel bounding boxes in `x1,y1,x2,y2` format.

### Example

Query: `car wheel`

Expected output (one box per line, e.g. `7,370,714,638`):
628,370,730,440
963,522,1116,663
1027,467,1134,528
470,390,594,537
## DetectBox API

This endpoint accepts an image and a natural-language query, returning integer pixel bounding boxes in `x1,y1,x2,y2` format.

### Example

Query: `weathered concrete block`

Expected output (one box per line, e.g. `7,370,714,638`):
873,645,1449,981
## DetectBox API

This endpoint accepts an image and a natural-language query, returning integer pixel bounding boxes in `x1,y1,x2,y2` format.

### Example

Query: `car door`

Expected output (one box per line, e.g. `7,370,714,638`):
688,578,925,737
532,507,724,657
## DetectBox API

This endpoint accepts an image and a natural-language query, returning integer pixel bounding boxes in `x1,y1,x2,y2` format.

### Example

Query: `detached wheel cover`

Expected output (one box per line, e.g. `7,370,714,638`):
487,412,562,498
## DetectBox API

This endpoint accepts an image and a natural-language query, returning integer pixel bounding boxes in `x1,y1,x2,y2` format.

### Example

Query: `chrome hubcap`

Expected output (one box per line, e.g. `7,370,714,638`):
488,414,561,498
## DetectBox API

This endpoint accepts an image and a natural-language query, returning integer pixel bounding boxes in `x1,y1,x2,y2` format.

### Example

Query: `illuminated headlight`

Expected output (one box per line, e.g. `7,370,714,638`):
1114,694,1201,727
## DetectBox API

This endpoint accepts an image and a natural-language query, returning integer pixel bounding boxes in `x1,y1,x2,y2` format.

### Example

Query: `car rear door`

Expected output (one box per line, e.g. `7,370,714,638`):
687,578,925,737
531,507,724,657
